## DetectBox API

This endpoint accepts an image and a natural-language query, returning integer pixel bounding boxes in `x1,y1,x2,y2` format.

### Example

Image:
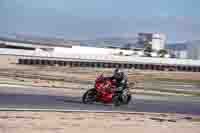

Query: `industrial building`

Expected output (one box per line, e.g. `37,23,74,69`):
138,33,166,51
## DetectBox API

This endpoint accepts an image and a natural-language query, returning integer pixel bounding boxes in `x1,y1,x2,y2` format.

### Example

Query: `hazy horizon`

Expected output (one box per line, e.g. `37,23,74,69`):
1,0,200,43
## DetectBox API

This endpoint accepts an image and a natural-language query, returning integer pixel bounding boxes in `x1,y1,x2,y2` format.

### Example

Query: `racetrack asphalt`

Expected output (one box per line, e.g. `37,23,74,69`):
0,85,200,115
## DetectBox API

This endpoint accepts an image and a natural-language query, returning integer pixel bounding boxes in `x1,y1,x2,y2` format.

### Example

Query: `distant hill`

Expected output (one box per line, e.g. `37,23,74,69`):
80,36,144,49
0,35,80,46
166,43,188,50
187,40,200,45
166,40,200,51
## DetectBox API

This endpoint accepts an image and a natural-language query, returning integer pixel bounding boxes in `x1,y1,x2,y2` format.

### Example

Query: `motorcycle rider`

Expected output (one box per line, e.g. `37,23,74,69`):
82,68,131,105
110,68,128,92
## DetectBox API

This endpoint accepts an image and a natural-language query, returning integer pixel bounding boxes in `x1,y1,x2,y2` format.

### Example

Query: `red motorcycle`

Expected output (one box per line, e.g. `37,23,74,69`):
82,74,132,106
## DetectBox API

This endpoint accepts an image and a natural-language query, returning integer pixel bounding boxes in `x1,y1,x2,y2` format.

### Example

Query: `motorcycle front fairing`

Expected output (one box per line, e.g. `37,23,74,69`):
95,78,115,103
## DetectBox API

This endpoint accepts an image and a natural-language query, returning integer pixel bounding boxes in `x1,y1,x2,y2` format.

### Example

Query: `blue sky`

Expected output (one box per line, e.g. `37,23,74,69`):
0,0,200,42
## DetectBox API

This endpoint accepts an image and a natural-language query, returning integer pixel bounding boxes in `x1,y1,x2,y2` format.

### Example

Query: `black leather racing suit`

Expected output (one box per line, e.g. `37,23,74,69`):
110,74,128,92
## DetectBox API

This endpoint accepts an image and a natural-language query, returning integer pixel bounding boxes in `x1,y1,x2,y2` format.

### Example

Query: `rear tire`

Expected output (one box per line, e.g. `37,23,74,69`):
82,88,97,104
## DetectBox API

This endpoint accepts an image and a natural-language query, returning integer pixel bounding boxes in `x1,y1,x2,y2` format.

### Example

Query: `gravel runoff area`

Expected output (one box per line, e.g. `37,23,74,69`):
0,111,200,133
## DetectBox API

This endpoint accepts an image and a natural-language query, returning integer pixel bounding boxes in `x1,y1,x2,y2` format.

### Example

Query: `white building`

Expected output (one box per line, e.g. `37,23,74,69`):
173,50,188,59
138,33,166,51
53,45,135,57
151,33,166,51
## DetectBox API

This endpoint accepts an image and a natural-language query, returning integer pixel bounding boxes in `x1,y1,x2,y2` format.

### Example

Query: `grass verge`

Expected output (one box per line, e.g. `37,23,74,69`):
135,87,200,97
148,78,200,85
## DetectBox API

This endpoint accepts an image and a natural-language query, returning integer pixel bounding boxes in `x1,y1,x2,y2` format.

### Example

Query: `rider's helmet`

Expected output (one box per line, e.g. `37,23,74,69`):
113,68,124,80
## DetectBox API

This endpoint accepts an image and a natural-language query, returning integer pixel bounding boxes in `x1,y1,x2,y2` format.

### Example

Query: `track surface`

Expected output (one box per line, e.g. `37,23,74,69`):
0,86,200,115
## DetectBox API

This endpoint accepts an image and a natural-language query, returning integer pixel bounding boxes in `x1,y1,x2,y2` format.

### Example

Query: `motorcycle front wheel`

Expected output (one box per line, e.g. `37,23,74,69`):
123,94,132,104
113,92,132,106
82,88,97,104
112,94,122,106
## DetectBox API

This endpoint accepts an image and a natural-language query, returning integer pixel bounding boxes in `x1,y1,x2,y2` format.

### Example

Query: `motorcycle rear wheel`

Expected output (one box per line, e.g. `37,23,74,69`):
82,88,97,104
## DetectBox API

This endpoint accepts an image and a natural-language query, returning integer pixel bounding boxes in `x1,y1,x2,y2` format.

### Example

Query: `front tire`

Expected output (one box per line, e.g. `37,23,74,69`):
112,94,122,106
82,88,97,104
123,94,132,104
121,89,132,104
